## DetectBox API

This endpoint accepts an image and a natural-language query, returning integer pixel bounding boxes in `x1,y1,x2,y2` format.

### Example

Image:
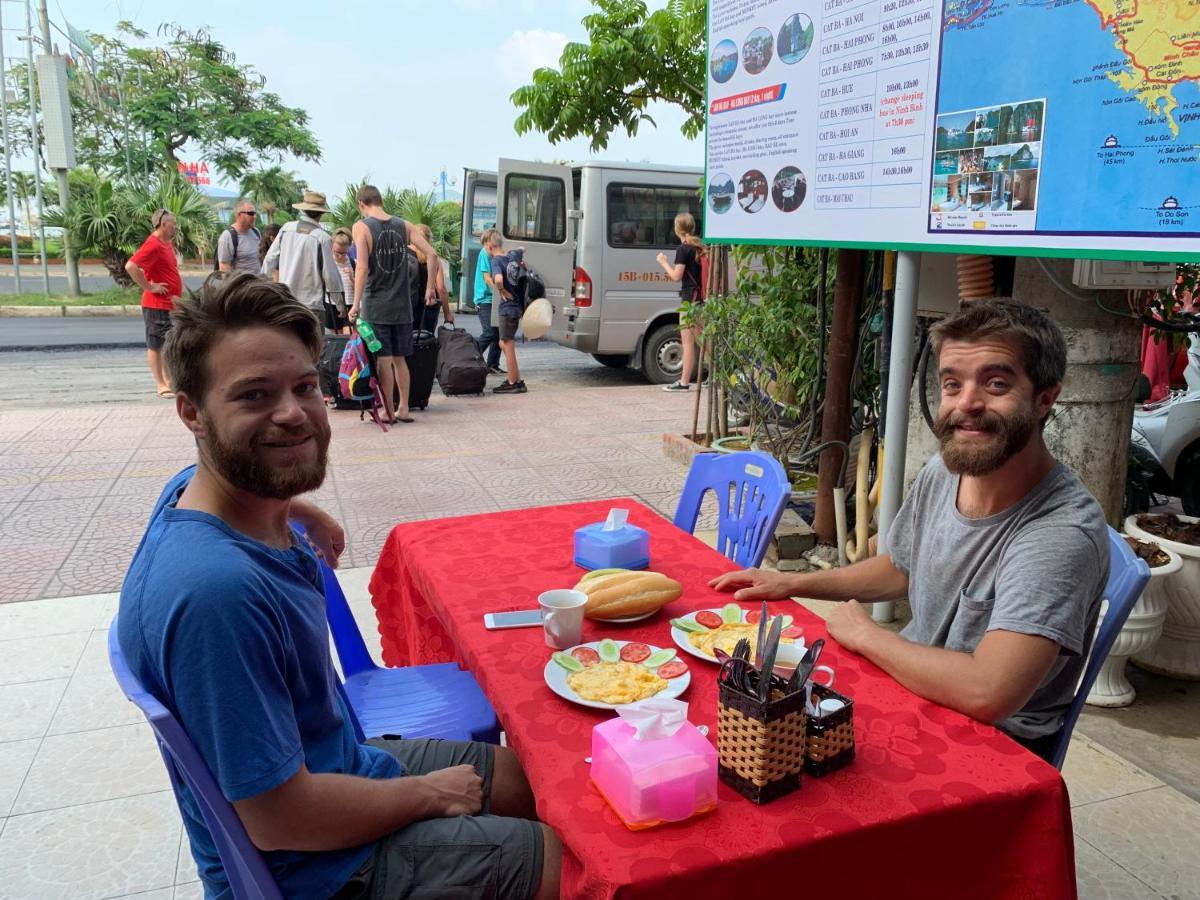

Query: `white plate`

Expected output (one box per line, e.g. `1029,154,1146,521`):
670,608,805,667
592,609,658,624
543,640,691,710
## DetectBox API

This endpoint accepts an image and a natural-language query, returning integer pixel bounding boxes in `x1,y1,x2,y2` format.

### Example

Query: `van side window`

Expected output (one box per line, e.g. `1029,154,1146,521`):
606,183,704,249
504,175,566,243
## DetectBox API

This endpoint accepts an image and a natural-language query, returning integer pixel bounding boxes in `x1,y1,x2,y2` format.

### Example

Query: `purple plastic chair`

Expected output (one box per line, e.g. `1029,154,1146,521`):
673,450,791,568
107,621,283,900
1048,527,1150,769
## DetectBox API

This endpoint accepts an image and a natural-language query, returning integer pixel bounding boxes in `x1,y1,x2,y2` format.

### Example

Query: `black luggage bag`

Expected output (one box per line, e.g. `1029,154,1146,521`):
406,329,438,411
319,334,351,404
436,325,488,396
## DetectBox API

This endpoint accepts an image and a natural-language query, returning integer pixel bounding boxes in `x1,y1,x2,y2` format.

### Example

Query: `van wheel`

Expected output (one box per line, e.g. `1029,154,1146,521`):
642,323,684,384
592,354,631,369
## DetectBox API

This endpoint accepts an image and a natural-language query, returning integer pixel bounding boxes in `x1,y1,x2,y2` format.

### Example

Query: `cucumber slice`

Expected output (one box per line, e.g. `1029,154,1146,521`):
644,648,677,668
552,652,584,673
781,615,793,630
598,639,620,663
671,617,707,634
581,567,628,581
720,603,743,624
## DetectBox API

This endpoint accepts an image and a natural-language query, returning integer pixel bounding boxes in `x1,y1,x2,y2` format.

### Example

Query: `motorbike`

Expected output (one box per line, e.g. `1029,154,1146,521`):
1127,325,1200,517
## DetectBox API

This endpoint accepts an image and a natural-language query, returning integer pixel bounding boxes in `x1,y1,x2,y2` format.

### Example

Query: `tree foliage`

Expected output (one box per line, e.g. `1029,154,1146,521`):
511,0,705,152
326,181,462,265
239,166,304,224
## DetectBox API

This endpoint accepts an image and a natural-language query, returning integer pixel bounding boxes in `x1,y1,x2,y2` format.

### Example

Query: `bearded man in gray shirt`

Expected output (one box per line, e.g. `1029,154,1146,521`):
713,299,1109,762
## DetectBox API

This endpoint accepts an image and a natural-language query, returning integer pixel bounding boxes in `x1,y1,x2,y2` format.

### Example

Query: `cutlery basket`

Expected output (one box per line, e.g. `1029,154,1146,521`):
804,683,855,777
717,681,807,804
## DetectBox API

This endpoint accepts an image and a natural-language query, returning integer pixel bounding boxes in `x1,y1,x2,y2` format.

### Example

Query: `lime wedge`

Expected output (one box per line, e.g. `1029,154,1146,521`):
598,639,620,663
644,648,677,668
720,603,742,624
552,652,584,673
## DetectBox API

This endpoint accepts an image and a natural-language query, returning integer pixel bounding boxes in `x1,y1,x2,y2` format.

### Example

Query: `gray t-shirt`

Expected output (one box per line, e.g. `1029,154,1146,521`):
217,226,260,274
889,455,1109,739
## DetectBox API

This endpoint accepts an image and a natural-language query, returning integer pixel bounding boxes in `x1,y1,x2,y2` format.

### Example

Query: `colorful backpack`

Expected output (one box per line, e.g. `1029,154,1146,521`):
337,333,388,431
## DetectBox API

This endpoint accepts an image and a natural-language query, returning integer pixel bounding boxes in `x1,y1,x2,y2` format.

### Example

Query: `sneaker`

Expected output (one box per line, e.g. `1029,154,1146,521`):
493,380,527,394
487,366,505,376
662,381,691,392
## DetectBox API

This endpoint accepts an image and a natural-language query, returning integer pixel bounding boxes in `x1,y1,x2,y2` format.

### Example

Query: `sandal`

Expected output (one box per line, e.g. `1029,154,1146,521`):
157,389,175,398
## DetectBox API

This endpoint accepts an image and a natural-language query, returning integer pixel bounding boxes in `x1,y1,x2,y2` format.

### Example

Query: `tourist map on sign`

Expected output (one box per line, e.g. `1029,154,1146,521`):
704,0,1200,259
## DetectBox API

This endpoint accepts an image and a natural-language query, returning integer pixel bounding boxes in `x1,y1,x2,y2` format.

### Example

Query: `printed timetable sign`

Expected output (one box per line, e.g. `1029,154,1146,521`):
703,0,1200,261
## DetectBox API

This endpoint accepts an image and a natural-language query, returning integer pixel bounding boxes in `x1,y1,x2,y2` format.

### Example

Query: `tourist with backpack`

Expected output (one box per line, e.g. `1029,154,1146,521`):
655,212,706,392
261,190,344,329
490,240,528,394
348,185,441,424
215,201,261,275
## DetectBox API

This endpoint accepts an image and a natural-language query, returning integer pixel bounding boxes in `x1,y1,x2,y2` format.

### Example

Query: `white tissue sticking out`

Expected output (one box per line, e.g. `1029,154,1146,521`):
618,697,688,740
602,508,629,532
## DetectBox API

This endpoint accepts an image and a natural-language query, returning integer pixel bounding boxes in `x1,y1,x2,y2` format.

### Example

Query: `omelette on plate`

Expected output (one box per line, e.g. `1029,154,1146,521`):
567,660,667,705
687,622,798,659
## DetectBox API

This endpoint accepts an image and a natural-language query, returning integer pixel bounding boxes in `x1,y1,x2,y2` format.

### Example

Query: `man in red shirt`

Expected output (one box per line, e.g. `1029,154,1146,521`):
125,209,184,397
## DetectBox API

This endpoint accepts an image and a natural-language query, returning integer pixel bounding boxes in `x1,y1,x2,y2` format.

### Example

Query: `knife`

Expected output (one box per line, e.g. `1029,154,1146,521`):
754,600,768,667
787,637,825,696
758,615,784,702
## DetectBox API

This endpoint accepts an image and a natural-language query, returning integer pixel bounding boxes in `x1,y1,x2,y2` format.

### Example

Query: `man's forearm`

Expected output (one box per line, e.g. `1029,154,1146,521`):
125,262,150,291
786,554,908,603
353,261,366,307
854,628,995,721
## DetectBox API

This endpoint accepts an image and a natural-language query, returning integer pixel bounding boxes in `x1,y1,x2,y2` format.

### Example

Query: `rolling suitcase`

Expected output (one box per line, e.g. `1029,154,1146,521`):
436,324,488,396
319,334,351,402
406,329,438,411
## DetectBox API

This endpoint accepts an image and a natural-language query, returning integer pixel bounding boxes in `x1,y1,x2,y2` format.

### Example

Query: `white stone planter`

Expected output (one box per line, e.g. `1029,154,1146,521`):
1124,514,1200,681
1086,543,1181,707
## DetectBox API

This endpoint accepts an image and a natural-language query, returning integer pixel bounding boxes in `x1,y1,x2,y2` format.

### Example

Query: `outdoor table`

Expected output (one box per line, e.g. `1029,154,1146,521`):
369,498,1077,899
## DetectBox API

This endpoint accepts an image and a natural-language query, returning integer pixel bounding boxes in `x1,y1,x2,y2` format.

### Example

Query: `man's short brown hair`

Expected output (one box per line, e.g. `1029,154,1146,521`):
930,298,1067,393
165,273,322,405
356,184,383,206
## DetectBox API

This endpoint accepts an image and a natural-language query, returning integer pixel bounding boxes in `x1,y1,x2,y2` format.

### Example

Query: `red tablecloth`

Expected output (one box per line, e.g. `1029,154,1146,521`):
369,499,1077,899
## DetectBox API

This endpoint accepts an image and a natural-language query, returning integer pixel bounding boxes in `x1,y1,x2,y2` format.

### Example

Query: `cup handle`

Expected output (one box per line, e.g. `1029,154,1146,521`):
811,665,835,688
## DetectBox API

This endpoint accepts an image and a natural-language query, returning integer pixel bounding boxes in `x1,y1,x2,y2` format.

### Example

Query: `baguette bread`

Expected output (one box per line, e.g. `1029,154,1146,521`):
574,570,683,620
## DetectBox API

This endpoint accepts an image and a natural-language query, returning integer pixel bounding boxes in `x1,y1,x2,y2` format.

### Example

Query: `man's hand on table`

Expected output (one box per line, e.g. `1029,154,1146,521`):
825,599,879,654
289,499,346,568
423,765,484,817
708,567,796,601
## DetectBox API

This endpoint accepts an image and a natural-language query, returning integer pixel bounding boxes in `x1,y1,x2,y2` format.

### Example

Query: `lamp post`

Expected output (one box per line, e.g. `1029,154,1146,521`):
433,167,457,203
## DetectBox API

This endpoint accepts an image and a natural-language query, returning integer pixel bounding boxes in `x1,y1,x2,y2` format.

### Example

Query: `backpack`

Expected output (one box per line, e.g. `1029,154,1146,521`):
686,245,708,302
337,333,389,431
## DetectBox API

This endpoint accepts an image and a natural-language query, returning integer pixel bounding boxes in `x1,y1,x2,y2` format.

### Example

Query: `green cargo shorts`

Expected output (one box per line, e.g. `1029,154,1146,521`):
331,738,544,899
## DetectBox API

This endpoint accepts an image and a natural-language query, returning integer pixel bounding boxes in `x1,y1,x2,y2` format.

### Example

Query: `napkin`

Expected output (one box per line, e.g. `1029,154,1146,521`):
602,508,629,532
618,697,688,740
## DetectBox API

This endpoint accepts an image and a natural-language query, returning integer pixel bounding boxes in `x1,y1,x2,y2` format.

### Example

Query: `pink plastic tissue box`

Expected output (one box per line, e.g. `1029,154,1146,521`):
590,716,718,830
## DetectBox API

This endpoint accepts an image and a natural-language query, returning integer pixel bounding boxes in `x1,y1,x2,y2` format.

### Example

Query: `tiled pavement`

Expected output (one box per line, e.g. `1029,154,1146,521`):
0,382,1198,898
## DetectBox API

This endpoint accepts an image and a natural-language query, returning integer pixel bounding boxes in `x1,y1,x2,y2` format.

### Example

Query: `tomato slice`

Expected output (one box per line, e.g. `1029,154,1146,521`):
619,642,651,664
695,610,723,630
782,625,805,641
570,647,601,667
657,660,689,679
745,608,762,625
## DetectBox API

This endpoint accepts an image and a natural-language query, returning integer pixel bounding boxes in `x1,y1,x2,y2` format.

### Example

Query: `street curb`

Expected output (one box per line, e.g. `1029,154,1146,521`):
0,305,142,318
0,342,146,352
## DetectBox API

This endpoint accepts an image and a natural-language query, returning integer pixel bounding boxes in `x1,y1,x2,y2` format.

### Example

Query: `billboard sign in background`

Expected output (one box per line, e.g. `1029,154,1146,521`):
704,1,1200,261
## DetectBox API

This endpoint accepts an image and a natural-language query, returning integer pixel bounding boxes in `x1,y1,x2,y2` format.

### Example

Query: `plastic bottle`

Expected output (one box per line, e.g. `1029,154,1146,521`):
356,320,382,353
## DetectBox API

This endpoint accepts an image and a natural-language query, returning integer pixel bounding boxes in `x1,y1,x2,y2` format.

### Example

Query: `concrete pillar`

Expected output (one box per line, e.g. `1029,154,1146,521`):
903,257,1141,525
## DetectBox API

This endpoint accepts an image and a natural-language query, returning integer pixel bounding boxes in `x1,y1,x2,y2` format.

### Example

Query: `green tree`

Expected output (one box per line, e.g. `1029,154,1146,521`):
239,166,303,224
511,0,705,152
327,182,461,265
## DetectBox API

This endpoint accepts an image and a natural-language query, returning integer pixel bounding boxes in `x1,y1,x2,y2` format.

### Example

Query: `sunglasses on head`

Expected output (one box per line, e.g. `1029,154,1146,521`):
152,209,171,228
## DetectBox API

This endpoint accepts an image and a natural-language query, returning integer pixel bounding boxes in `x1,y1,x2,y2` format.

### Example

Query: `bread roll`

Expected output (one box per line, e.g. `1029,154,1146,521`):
575,570,683,620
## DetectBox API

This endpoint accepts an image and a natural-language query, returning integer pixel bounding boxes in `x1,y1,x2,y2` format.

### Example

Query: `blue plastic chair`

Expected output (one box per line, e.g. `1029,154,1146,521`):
107,621,283,900
319,558,502,744
673,450,792,568
1048,527,1151,769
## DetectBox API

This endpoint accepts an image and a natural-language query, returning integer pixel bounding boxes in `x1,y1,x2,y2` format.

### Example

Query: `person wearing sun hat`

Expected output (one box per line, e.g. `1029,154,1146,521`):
261,189,344,327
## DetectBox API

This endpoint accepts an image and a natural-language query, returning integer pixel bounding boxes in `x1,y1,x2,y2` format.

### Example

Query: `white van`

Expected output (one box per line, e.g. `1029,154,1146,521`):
458,159,705,383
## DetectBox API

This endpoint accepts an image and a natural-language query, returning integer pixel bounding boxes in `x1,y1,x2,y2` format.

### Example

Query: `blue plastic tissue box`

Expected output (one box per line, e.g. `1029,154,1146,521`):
574,510,650,571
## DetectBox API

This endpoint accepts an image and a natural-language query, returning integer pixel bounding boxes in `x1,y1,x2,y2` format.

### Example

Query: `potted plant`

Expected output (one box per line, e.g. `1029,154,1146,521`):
1124,513,1200,680
1087,536,1182,707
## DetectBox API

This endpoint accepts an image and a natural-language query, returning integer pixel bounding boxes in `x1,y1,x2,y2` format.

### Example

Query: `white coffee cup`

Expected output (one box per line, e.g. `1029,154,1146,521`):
811,665,835,689
538,589,588,649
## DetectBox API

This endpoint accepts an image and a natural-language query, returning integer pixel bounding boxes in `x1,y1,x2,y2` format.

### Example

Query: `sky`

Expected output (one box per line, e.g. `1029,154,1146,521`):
23,0,703,199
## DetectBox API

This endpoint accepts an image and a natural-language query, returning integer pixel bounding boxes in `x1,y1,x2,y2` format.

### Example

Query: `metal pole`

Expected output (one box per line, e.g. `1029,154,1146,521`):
24,0,47,293
119,66,131,177
0,2,23,293
872,250,921,624
36,0,76,295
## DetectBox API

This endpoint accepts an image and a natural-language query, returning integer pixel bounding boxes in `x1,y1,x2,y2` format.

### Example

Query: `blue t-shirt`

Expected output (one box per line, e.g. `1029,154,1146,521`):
492,249,524,318
118,467,402,900
474,248,492,303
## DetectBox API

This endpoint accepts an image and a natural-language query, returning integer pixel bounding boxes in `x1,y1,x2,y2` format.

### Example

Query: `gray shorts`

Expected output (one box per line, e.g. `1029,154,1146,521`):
332,738,544,900
375,322,414,358
142,307,172,350
499,315,520,342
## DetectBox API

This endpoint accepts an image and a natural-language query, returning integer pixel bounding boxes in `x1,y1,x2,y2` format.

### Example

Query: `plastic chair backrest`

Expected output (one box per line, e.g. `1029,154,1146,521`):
1048,527,1151,769
107,620,283,900
673,451,791,568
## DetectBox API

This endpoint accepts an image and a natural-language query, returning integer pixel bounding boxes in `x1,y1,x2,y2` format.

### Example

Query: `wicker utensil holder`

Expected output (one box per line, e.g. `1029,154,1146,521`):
717,680,807,804
804,682,855,777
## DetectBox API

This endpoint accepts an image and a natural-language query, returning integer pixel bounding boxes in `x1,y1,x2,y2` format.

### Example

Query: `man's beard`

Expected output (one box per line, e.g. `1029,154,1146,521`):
934,404,1037,476
204,418,330,500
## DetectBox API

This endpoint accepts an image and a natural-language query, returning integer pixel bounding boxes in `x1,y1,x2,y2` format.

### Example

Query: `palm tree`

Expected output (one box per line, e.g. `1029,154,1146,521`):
11,172,42,239
391,188,461,263
239,166,302,224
